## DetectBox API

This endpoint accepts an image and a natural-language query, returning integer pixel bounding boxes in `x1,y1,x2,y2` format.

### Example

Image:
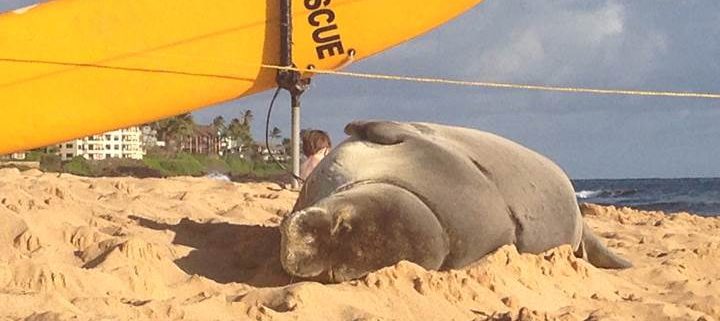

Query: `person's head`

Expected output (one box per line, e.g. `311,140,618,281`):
302,130,332,157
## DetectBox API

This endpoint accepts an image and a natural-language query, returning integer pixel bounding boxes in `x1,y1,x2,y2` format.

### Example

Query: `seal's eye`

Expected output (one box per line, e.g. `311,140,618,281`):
339,222,352,233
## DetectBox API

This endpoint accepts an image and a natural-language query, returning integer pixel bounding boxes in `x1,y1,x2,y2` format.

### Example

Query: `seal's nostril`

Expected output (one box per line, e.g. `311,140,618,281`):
303,235,316,244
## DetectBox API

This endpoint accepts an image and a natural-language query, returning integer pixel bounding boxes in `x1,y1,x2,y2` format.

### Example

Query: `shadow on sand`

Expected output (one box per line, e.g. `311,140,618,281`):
131,216,293,287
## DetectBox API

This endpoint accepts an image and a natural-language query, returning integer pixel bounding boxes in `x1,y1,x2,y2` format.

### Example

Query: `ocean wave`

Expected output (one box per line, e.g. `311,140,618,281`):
572,178,720,216
575,189,638,199
575,190,602,199
205,172,231,182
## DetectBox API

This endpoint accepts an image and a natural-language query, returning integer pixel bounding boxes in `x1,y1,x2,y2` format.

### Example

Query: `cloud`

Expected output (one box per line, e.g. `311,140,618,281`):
470,1,625,79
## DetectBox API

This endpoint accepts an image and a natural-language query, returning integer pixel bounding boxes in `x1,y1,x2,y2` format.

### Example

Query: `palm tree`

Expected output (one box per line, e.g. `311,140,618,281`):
225,118,242,140
242,109,254,126
281,137,291,158
212,116,226,135
226,118,253,151
160,113,196,152
238,123,254,150
270,127,282,144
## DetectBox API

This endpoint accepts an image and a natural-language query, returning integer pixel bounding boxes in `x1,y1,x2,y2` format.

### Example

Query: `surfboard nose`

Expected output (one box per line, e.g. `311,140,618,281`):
0,0,485,154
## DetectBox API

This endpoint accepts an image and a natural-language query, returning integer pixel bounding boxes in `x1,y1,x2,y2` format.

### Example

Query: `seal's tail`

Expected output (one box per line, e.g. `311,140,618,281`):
576,222,633,269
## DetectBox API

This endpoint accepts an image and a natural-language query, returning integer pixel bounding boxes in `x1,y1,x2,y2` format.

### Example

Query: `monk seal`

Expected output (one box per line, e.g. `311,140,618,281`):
280,120,631,282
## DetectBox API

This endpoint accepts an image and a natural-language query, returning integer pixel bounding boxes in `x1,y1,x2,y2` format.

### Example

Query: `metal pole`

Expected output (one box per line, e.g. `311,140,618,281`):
279,0,291,69
279,0,297,188
291,98,301,188
277,0,308,189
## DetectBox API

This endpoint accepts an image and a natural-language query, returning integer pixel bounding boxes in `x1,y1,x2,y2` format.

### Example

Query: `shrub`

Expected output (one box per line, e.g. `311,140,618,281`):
224,156,254,176
194,154,230,174
143,153,205,176
251,161,286,177
35,150,288,180
39,154,62,173
92,158,163,178
24,151,45,161
63,156,95,176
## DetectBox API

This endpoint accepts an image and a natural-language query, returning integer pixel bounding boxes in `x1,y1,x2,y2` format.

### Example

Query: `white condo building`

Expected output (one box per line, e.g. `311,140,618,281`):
0,152,26,160
57,127,145,161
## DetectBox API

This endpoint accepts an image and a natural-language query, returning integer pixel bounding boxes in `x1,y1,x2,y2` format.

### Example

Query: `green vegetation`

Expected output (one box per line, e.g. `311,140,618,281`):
18,109,290,181
39,154,62,172
224,156,254,176
143,153,205,176
63,156,95,176
24,150,45,161
144,153,287,178
151,112,196,152
248,161,286,177
194,154,231,174
30,151,287,180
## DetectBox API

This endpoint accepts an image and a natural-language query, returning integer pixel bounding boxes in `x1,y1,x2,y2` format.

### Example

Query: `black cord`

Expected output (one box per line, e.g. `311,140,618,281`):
265,87,305,184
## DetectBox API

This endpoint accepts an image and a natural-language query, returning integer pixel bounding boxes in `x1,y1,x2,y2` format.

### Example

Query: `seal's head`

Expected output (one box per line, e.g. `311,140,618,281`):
280,183,448,283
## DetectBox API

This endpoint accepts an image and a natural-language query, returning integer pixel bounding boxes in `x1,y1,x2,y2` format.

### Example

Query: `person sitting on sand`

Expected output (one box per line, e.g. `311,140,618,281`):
300,129,332,181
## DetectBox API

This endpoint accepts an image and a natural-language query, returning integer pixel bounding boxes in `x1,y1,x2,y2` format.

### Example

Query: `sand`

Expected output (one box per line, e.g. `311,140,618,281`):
0,167,718,321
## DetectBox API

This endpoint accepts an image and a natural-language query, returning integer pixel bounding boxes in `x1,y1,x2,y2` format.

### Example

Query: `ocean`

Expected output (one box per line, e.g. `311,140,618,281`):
572,178,720,217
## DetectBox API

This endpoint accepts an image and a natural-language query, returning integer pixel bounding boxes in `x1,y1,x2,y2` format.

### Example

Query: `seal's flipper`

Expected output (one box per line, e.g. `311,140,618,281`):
344,120,410,145
578,222,632,269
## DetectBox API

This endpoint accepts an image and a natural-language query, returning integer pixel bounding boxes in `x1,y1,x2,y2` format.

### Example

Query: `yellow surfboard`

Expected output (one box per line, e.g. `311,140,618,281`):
0,0,483,154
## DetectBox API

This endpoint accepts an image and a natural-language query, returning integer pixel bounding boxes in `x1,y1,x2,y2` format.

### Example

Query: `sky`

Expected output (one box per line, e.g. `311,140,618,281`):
3,1,719,179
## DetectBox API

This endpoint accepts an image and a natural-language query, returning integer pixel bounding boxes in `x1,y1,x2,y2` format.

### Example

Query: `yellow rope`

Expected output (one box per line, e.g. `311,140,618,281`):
261,64,720,100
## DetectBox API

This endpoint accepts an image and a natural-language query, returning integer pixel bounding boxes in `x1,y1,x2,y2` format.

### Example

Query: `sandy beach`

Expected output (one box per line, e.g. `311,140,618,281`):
0,167,718,321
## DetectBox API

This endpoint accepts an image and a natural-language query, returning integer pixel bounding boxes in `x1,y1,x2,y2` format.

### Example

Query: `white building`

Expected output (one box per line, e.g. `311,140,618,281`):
57,127,145,161
258,144,288,162
0,152,26,160
220,136,241,156
140,125,165,149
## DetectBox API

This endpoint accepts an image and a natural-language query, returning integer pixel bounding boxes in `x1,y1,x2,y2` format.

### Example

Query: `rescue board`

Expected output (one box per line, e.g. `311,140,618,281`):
0,0,483,154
